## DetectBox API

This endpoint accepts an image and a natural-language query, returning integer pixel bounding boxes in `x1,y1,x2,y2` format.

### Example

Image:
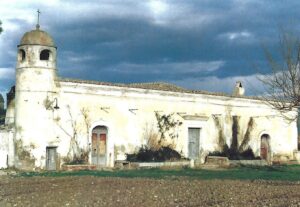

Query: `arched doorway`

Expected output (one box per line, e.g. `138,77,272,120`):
91,126,108,166
260,134,271,161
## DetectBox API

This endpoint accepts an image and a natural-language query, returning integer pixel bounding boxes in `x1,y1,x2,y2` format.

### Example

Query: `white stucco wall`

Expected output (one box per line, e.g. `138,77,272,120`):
34,80,296,168
0,129,14,168
7,75,298,170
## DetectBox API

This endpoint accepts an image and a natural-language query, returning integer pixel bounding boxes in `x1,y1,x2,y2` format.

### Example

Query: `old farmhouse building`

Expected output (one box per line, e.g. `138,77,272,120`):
0,25,298,170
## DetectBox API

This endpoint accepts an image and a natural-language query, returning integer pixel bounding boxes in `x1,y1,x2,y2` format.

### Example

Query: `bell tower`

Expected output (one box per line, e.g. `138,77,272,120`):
14,12,58,169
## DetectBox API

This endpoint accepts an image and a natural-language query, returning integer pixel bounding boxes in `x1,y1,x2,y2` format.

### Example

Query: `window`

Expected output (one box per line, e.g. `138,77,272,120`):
18,49,26,61
40,49,51,60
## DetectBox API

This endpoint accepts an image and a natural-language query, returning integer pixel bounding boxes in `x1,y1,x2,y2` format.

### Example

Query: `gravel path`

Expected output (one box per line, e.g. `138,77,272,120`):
1,176,300,206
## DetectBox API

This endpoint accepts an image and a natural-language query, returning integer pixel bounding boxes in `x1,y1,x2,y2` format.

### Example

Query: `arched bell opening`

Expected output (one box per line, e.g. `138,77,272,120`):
18,49,26,62
40,49,52,61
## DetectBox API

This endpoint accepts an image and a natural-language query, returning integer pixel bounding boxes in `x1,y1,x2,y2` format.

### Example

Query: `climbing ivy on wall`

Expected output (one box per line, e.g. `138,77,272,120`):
212,116,225,151
239,117,254,152
57,105,91,164
80,107,91,151
155,112,182,140
126,113,184,162
43,96,54,111
211,115,257,160
231,116,240,152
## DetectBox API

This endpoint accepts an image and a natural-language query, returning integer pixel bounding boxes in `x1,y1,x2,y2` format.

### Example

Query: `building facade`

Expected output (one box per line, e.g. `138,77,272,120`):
0,26,298,170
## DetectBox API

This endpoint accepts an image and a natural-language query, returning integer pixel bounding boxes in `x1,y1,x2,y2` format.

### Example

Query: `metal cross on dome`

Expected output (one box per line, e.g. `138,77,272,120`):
36,9,41,29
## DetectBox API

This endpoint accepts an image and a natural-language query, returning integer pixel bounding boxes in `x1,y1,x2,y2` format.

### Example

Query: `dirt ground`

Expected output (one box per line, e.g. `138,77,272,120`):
1,175,300,207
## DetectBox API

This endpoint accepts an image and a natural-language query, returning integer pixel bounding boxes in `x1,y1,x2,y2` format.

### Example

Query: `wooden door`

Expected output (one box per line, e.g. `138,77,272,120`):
91,129,107,166
92,133,98,164
260,140,268,160
99,134,106,155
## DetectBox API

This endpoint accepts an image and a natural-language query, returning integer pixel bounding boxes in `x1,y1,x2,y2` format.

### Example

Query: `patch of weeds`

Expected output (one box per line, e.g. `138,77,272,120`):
63,150,89,165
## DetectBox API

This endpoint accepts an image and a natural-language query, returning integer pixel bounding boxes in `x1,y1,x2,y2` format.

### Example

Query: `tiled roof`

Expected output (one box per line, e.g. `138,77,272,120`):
59,78,262,100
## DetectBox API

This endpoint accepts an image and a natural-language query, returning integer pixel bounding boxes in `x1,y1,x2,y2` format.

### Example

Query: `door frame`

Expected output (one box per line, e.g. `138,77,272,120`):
188,127,201,159
89,121,114,167
46,146,57,171
260,134,271,162
91,126,108,166
184,119,208,161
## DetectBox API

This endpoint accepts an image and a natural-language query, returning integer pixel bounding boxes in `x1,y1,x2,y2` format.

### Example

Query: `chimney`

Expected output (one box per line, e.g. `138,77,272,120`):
233,81,245,96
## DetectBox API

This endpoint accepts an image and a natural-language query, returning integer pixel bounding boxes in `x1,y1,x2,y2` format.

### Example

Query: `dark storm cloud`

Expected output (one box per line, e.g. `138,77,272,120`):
1,0,300,98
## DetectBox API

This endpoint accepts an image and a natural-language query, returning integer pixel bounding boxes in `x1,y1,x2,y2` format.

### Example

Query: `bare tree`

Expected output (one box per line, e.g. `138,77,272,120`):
259,31,300,120
0,20,2,34
80,107,91,151
0,20,4,122
0,94,5,124
56,105,90,164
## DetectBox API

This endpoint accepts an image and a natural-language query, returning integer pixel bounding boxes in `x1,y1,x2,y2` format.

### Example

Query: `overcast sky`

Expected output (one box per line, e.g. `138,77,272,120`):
1,0,300,100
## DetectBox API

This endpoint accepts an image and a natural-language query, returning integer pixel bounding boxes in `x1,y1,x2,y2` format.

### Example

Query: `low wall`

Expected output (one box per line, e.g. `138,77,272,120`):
205,156,230,167
62,164,97,171
131,161,191,168
230,160,268,166
205,156,269,167
0,128,14,169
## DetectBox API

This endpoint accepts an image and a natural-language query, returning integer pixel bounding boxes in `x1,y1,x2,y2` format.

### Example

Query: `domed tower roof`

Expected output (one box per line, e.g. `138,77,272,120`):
19,28,56,47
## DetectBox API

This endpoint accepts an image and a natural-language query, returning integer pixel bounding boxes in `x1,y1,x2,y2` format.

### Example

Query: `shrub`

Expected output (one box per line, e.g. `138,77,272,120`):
126,146,182,162
208,145,260,160
63,150,89,165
